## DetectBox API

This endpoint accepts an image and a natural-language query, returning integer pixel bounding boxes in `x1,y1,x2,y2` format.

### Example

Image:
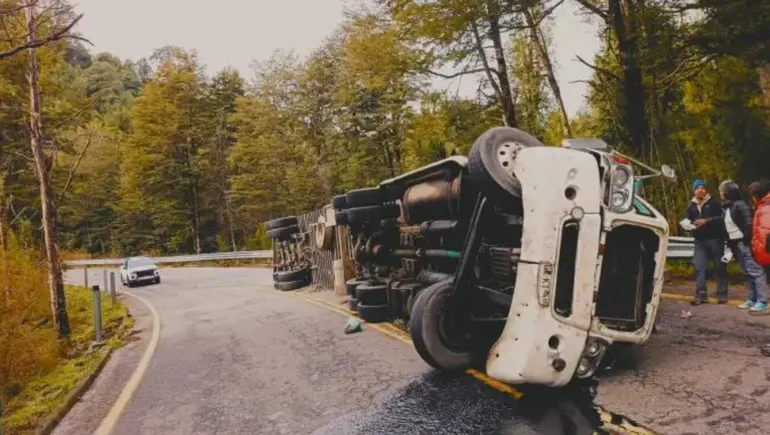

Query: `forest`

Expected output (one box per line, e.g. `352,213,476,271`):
0,0,769,259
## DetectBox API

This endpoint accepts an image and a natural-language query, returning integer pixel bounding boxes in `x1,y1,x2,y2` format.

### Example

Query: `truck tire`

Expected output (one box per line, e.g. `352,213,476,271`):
267,225,299,240
274,269,310,283
409,279,473,371
346,204,401,225
346,187,385,207
274,278,309,291
348,297,359,312
346,279,365,297
468,127,544,200
332,195,349,210
356,283,388,305
358,303,390,323
265,216,298,230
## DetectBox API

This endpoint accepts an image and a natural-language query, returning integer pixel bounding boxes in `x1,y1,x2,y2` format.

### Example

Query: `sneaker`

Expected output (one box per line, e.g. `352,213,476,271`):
749,302,768,313
690,298,708,306
738,300,754,309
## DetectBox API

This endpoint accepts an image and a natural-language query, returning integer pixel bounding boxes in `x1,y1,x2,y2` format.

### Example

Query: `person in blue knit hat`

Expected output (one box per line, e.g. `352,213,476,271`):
684,179,727,305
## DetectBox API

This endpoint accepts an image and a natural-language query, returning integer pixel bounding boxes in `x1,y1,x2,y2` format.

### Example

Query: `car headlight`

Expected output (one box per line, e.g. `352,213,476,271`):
154,270,159,276
612,166,631,187
611,191,627,208
130,273,137,280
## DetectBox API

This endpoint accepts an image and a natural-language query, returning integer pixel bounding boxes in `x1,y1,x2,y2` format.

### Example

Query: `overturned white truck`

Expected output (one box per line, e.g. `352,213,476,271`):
272,127,676,387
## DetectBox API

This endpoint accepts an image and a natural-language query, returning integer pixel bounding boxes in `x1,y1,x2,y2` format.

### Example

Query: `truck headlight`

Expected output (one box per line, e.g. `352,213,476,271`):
612,166,631,186
130,273,137,280
611,191,627,208
154,270,159,276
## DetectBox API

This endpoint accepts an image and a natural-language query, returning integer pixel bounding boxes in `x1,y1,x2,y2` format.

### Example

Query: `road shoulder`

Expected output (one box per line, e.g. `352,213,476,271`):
52,294,153,435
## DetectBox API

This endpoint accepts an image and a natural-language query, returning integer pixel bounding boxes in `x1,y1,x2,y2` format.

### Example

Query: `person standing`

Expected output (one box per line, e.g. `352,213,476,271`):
749,179,770,357
719,180,767,313
685,179,727,305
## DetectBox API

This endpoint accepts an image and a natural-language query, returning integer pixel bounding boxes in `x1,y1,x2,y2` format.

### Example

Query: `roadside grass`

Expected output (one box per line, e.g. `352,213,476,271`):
667,259,746,282
1,286,132,434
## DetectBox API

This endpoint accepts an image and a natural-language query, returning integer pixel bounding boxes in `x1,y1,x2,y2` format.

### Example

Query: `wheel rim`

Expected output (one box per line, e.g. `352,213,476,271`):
494,141,527,175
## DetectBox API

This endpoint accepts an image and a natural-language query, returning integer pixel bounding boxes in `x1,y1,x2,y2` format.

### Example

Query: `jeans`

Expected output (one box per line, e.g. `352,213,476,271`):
693,238,727,299
728,241,768,304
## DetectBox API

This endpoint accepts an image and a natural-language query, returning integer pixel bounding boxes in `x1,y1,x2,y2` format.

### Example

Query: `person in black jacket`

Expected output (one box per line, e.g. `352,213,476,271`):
685,179,727,305
720,180,768,312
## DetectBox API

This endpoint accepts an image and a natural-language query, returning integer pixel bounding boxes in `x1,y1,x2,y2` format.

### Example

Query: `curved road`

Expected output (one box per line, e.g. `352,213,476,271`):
57,267,770,435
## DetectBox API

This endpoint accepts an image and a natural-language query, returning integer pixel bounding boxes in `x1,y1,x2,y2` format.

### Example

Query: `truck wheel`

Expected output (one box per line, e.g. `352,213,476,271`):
346,187,385,207
274,278,309,291
267,225,299,240
265,216,298,230
346,204,401,225
348,297,359,312
346,279,364,297
468,127,544,200
356,283,388,305
409,280,473,371
274,269,309,283
358,303,390,323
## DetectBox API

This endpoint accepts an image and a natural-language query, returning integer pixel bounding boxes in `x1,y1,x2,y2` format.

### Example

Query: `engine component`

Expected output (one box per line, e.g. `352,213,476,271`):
402,177,461,224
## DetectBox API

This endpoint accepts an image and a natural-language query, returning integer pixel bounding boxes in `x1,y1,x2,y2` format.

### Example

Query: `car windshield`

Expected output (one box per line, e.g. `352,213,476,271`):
129,258,155,267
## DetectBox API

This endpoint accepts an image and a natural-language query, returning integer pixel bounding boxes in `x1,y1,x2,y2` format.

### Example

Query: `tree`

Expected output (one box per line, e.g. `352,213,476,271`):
24,1,70,336
0,0,86,60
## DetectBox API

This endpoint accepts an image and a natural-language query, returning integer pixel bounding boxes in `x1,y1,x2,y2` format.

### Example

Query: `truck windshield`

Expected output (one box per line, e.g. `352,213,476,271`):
130,258,155,267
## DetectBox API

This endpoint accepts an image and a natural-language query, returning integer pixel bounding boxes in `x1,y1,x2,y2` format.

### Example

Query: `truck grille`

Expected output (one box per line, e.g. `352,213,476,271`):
136,270,155,278
595,225,659,331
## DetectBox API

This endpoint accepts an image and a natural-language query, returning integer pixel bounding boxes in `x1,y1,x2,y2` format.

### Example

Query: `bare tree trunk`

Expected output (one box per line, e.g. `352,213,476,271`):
611,0,648,156
757,63,770,124
26,5,70,337
523,8,572,137
192,183,201,254
486,1,518,127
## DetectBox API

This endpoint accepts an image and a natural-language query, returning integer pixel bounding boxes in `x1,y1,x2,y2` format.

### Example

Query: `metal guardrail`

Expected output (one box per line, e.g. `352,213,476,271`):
64,237,697,267
64,250,273,267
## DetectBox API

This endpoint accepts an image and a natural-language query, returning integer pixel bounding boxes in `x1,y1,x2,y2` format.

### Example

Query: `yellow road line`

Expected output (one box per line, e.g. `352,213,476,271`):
661,292,743,306
93,290,161,435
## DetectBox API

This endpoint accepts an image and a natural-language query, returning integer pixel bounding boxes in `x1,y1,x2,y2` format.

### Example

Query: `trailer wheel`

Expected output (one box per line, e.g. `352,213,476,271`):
356,283,388,305
267,224,299,240
273,269,309,283
346,187,385,207
358,303,390,323
346,279,364,297
274,278,309,291
409,280,473,371
332,195,349,210
265,216,298,230
468,127,544,200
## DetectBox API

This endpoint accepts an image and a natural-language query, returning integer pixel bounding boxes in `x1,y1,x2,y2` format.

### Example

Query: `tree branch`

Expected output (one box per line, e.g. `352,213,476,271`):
428,67,496,79
0,12,89,60
573,0,608,21
575,54,622,82
56,133,92,207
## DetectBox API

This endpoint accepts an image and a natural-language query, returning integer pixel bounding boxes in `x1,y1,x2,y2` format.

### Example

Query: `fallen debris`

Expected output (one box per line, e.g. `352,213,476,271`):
344,317,362,334
680,310,693,319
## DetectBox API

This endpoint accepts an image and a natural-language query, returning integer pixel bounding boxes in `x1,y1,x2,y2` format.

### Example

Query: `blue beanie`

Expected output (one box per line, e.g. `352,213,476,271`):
692,179,706,190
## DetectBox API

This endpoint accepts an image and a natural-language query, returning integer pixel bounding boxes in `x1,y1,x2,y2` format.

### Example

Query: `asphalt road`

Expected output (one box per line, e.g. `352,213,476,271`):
57,267,770,435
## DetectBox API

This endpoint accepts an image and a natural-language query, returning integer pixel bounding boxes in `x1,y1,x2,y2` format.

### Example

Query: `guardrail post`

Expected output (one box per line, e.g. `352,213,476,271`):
92,285,103,343
102,270,108,293
109,271,116,305
84,266,88,289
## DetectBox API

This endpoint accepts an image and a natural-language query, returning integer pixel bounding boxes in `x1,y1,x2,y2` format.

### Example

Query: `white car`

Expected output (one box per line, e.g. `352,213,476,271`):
120,256,161,287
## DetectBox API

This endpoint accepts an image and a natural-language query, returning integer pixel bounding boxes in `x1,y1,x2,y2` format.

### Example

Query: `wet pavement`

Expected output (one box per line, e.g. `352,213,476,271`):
61,268,769,435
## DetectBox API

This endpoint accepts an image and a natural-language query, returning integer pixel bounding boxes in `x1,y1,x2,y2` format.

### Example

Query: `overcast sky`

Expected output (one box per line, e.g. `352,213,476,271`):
72,0,601,116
